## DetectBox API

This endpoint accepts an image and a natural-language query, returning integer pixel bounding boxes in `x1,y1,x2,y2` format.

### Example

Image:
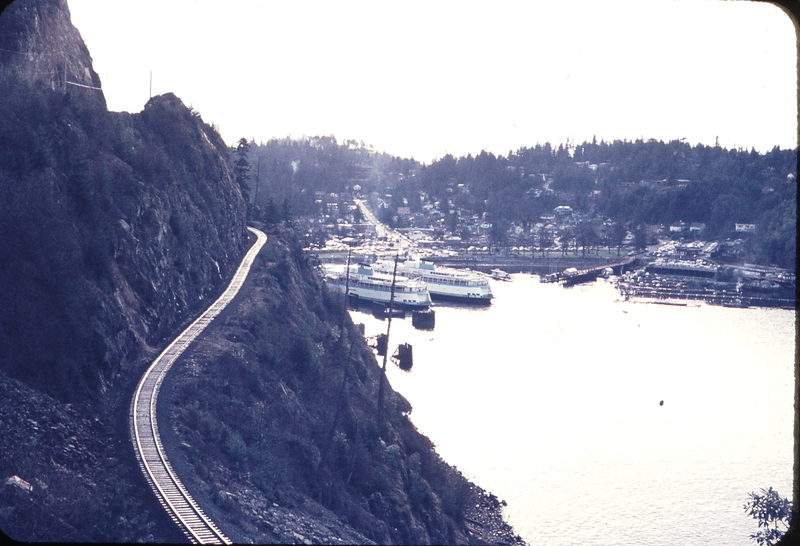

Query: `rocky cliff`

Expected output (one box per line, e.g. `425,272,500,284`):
0,0,249,540
0,1,523,543
0,0,249,404
0,0,104,107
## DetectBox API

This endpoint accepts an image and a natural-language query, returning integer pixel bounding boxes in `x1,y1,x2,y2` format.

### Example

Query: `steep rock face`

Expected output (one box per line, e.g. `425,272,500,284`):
0,0,248,403
0,0,104,108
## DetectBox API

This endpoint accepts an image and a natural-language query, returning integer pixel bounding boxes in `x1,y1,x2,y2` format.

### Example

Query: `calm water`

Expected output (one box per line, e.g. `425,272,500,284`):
351,275,795,546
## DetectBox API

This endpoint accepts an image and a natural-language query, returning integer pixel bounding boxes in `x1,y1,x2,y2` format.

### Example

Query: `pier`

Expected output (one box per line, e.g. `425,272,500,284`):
557,256,639,286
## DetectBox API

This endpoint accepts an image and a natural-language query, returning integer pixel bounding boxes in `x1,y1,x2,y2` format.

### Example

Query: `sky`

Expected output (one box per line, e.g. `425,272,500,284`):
65,0,797,162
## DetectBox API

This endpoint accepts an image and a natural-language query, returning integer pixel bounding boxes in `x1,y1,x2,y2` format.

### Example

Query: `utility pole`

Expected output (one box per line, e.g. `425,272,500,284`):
253,154,263,210
376,254,399,425
343,249,352,315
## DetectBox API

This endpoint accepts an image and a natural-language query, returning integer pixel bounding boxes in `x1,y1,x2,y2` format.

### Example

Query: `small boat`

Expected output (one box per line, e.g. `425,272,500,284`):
540,272,559,283
491,268,511,281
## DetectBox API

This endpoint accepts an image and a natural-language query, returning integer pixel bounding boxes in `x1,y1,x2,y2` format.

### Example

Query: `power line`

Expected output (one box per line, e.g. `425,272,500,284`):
0,46,33,55
66,80,101,91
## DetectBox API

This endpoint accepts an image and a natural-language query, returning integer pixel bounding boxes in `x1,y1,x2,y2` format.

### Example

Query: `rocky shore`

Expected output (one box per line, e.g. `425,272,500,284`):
461,486,525,545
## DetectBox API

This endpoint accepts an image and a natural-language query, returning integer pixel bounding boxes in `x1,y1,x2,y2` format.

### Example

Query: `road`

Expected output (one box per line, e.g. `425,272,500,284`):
355,199,414,252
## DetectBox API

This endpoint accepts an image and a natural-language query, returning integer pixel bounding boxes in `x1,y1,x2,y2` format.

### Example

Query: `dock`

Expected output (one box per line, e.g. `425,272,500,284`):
558,256,639,286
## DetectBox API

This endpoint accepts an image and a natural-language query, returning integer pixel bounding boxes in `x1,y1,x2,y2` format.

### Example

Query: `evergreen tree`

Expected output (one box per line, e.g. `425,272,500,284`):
263,196,279,226
233,137,251,204
281,196,293,223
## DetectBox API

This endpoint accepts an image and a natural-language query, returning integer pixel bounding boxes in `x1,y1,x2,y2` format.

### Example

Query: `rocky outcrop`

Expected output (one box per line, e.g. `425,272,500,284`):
0,0,104,107
0,371,167,542
0,0,248,404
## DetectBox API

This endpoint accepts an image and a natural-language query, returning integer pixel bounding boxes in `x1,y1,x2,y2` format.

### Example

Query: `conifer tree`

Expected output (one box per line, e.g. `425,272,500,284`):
233,137,251,205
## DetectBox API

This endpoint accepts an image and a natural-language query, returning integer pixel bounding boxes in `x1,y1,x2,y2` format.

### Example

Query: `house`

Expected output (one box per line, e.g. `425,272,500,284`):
689,223,706,233
669,222,686,233
554,205,573,218
735,223,756,233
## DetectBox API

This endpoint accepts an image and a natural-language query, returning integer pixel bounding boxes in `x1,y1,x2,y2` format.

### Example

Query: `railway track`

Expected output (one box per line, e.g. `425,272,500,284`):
131,227,267,544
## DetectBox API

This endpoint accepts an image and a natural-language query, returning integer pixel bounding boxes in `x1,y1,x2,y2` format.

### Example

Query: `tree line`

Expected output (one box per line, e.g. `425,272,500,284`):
233,135,796,269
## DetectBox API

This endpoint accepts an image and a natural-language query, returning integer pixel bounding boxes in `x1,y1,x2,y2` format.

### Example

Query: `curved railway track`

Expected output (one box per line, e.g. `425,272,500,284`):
131,227,266,544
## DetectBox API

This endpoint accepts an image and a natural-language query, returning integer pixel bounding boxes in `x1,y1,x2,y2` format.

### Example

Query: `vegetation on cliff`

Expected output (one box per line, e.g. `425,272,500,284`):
162,224,522,544
0,71,248,403
0,1,247,541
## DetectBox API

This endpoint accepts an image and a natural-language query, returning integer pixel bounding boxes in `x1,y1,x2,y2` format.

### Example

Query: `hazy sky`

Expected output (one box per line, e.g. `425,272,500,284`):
66,0,797,162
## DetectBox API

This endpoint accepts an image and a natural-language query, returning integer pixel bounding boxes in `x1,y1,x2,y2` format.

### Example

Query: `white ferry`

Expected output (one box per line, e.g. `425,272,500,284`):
325,264,432,308
375,259,493,304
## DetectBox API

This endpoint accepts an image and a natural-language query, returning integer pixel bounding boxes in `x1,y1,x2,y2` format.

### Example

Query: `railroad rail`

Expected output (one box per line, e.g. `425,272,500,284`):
131,227,267,544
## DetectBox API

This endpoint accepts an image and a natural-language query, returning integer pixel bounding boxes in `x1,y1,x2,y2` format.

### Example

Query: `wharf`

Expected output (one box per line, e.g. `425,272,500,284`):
315,249,643,279
425,254,640,276
560,256,638,285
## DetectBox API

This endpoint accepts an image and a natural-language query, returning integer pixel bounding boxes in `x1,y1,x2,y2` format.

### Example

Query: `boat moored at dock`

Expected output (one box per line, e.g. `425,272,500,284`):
325,263,432,308
491,268,512,281
374,259,493,304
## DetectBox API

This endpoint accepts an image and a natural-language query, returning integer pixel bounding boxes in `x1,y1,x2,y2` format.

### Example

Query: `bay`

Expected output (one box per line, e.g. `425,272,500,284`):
350,275,795,546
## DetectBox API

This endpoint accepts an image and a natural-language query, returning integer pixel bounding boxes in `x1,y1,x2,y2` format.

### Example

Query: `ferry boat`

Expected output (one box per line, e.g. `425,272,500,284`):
325,264,432,308
375,259,493,304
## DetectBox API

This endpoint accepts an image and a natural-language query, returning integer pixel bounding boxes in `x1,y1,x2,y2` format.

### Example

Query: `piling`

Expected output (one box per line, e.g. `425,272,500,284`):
412,309,435,330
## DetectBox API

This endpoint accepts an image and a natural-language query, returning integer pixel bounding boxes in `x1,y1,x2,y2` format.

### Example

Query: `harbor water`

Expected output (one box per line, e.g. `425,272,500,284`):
350,275,795,546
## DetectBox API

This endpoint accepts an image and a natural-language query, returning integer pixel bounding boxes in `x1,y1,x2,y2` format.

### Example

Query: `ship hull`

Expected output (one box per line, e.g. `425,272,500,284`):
373,259,493,305
325,274,431,309
428,290,492,305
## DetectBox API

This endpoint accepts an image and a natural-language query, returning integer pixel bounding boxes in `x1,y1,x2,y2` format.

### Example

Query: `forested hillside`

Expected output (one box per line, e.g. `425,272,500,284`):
241,136,796,269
